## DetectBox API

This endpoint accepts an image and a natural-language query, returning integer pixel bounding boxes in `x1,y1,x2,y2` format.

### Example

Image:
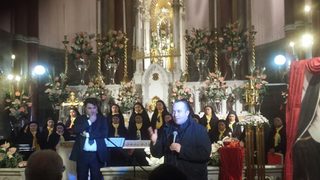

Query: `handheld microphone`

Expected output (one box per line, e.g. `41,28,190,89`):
173,131,178,143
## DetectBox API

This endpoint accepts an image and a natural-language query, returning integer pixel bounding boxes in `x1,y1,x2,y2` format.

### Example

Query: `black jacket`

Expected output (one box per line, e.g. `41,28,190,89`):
150,117,211,180
69,114,108,163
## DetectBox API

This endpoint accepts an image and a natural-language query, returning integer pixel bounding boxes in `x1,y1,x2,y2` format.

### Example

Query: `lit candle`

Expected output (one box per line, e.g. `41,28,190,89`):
229,132,232,139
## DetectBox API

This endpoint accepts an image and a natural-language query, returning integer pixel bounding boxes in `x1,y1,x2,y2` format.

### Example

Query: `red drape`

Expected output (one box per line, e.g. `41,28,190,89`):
285,57,320,180
219,147,244,180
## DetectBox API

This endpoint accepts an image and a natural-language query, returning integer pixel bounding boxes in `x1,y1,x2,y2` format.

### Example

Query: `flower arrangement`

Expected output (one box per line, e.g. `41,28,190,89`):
202,72,228,102
4,91,32,120
44,73,68,108
185,28,216,58
238,114,269,127
171,80,193,103
0,142,24,168
219,21,248,59
84,77,110,101
69,32,95,61
210,140,224,166
117,81,140,112
101,30,127,63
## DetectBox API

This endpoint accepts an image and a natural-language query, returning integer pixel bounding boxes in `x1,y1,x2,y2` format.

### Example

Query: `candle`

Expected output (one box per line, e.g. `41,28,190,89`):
123,0,126,33
229,132,232,139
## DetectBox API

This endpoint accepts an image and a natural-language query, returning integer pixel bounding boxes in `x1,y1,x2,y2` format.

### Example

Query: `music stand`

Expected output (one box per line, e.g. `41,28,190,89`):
123,140,151,177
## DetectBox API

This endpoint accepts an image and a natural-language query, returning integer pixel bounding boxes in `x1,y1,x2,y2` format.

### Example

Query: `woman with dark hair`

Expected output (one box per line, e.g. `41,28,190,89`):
128,102,150,166
128,102,151,140
65,107,80,131
208,120,231,143
108,104,127,138
39,117,56,149
225,111,243,139
151,100,169,130
24,121,41,151
199,105,219,132
107,104,130,166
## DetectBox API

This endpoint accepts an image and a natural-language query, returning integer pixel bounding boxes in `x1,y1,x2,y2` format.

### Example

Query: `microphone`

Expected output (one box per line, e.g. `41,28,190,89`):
173,131,178,143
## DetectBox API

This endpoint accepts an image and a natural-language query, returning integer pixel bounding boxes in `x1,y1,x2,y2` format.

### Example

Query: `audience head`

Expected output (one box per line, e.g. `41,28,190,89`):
172,100,190,125
148,164,187,180
25,150,64,180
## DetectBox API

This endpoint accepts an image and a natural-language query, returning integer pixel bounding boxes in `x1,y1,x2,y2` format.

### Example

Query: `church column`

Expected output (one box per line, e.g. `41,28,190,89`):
172,0,182,81
133,0,144,84
142,2,151,69
12,0,40,122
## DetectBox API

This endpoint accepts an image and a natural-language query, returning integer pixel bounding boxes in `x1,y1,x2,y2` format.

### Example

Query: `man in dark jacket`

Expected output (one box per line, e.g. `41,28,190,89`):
70,98,108,180
149,100,211,180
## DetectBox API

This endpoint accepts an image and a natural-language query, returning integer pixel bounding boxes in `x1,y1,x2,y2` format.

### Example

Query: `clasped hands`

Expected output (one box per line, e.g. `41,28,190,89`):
148,127,181,153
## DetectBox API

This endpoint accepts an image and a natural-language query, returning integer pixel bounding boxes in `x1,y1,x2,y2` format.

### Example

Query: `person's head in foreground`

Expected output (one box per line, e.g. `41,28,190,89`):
25,150,64,180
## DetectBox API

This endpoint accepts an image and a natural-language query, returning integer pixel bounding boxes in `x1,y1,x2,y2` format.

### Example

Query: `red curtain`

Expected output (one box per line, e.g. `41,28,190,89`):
219,147,244,180
285,57,320,180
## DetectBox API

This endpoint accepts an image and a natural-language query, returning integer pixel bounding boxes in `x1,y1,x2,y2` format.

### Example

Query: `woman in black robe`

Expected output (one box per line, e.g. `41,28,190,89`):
150,100,169,130
127,102,151,166
106,104,130,166
199,105,219,132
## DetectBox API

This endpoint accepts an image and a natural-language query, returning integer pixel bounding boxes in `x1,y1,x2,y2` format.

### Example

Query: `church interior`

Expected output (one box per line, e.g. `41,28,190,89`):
0,0,319,179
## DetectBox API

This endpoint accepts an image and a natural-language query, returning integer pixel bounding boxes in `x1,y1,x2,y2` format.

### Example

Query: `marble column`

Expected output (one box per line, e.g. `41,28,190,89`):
172,0,182,81
133,0,144,84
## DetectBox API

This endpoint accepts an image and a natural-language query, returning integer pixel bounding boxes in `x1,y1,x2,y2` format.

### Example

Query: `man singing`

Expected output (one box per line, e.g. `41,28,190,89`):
149,100,211,180
70,98,108,180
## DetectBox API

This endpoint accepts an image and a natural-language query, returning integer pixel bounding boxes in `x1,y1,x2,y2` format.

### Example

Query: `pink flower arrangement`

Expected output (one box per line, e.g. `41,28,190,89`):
4,91,32,120
219,21,249,59
101,30,127,63
202,72,228,102
69,32,95,61
171,80,193,103
0,142,24,168
245,67,268,98
185,28,216,58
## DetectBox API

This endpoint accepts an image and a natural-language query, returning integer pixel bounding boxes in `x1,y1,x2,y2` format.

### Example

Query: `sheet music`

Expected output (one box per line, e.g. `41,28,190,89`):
104,138,125,148
123,140,150,149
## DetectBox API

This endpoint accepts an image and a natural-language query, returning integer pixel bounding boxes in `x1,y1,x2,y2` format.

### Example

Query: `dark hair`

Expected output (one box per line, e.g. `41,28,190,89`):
225,111,239,123
109,104,123,116
84,98,102,115
25,150,64,180
204,105,218,120
153,100,169,114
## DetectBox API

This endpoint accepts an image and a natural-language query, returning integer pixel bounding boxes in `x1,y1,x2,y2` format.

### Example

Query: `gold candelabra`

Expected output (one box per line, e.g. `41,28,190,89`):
214,29,219,74
244,77,259,114
122,38,129,82
62,35,69,76
96,34,105,83
250,26,256,71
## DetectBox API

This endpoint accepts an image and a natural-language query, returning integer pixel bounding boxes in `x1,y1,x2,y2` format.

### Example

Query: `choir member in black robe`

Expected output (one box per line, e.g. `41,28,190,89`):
150,100,169,130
